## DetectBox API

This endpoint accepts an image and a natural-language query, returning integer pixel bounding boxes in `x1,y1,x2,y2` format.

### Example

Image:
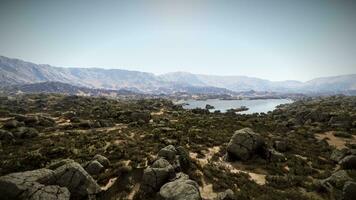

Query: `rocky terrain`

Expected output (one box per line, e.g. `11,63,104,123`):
0,94,355,200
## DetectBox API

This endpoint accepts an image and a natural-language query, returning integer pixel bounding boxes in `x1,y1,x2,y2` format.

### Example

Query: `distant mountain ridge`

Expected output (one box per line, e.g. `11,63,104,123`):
0,55,355,94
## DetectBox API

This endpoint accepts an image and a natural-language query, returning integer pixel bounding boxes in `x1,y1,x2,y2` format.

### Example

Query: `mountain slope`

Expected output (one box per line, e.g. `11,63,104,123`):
1,55,355,94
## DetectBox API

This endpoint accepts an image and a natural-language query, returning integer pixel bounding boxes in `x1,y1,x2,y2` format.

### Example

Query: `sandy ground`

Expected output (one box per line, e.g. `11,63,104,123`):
315,131,356,150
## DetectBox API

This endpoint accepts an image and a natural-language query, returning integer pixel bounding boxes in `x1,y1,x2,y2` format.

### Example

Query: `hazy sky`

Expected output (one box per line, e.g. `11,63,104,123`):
0,0,356,81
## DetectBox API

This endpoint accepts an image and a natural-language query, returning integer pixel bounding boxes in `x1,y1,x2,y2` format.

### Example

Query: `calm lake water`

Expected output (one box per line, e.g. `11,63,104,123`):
178,99,293,114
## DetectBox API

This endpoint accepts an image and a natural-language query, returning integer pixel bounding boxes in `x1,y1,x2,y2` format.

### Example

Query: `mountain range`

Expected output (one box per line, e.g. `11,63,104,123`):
1,55,355,95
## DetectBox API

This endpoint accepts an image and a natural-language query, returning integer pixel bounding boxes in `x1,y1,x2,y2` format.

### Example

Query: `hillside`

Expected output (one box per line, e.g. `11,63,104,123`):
1,55,355,94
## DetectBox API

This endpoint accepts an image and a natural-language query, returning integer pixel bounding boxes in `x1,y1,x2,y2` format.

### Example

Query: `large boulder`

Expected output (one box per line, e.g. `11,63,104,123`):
21,185,70,200
152,158,171,168
139,164,175,195
158,145,177,161
226,128,265,161
0,168,69,200
339,155,356,170
46,161,101,199
159,173,201,200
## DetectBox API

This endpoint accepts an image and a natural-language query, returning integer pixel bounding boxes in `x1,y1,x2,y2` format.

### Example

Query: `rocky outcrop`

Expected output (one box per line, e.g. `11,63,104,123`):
137,145,196,199
47,161,101,199
226,128,265,161
0,168,69,200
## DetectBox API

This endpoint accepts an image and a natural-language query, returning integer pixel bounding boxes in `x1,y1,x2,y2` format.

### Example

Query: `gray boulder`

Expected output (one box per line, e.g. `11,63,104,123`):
21,185,70,200
0,168,69,200
158,145,177,161
159,173,201,200
139,164,175,195
85,160,104,176
339,155,356,169
47,161,101,199
152,158,171,168
226,128,265,161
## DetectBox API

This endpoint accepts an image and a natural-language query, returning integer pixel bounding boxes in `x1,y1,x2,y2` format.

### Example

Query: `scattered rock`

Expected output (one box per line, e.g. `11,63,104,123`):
226,128,265,161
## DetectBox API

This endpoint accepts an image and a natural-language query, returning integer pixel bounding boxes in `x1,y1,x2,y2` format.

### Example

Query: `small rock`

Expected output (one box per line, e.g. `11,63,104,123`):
85,160,104,176
93,154,110,168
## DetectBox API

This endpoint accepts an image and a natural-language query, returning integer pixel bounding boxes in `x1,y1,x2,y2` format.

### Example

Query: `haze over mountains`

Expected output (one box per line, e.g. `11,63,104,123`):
0,55,355,95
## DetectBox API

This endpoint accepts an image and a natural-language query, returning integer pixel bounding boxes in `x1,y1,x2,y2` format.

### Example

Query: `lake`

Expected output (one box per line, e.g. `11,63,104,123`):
177,99,293,114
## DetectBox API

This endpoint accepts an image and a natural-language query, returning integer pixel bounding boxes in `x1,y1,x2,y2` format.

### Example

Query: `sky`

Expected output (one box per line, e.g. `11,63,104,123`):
0,0,356,81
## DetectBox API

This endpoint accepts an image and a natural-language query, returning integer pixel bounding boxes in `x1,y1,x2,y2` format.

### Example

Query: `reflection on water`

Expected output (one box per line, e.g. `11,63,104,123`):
178,99,293,114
